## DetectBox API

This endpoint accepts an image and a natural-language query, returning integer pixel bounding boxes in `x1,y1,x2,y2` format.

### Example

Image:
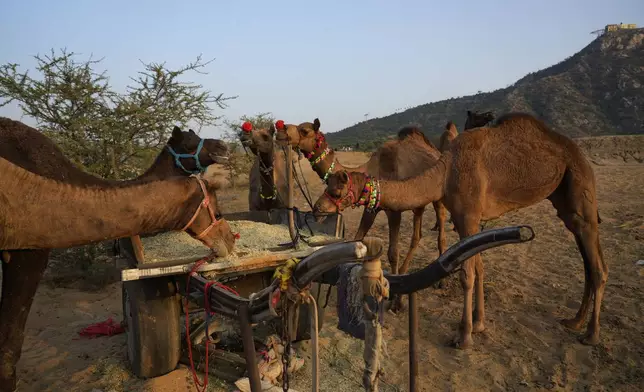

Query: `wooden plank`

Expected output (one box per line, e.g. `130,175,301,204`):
120,246,325,282
179,347,247,383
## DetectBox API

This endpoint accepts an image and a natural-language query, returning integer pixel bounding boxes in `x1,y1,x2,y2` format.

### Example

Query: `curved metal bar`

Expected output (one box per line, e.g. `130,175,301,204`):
189,225,535,322
387,225,534,294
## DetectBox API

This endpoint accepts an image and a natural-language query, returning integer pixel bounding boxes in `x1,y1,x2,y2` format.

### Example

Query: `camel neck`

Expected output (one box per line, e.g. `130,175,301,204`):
257,149,278,205
0,160,203,249
305,135,366,182
375,154,448,210
137,146,192,182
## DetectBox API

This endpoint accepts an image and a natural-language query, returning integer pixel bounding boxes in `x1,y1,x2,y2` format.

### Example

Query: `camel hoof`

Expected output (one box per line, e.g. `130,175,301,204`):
472,321,486,334
451,334,473,350
560,318,584,332
579,332,600,346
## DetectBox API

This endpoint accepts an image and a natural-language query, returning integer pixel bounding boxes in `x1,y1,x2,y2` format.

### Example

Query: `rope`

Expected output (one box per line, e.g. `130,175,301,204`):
184,257,239,392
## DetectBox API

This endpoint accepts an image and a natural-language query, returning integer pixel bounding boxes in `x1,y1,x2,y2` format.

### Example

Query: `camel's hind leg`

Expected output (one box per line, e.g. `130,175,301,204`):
550,181,607,345
354,209,379,241
399,207,425,274
434,201,448,255
0,250,50,392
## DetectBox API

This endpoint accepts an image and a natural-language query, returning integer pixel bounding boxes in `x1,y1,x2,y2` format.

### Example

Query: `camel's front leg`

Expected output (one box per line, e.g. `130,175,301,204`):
385,210,402,274
453,217,483,349
473,256,486,333
0,250,50,392
354,209,379,241
399,207,424,274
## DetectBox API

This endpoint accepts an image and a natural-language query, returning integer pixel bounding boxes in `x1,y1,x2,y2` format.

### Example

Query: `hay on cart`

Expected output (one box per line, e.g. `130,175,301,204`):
140,220,335,263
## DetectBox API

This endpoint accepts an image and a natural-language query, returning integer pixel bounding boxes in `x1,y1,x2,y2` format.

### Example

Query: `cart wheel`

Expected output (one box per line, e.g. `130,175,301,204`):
294,282,327,342
122,277,181,378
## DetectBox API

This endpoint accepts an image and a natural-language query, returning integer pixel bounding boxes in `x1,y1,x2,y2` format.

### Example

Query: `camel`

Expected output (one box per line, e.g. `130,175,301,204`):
0,156,236,251
0,117,230,391
275,118,448,276
238,120,292,211
464,109,495,130
313,113,607,349
438,121,459,153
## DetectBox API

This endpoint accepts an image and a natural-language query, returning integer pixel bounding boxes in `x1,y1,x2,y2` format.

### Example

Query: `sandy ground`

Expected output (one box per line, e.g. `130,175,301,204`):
5,138,644,391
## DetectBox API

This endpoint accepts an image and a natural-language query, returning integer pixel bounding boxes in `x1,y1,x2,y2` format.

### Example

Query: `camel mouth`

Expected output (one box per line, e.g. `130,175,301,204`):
209,153,229,164
207,238,231,258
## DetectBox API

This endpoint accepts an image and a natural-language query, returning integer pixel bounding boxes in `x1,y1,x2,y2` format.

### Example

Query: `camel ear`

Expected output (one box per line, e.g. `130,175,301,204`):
172,126,183,139
467,110,472,116
339,171,349,184
313,118,321,132
188,129,197,135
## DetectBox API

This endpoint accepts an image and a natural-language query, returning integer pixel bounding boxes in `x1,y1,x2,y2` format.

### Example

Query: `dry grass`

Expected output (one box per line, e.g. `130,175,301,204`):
7,136,644,391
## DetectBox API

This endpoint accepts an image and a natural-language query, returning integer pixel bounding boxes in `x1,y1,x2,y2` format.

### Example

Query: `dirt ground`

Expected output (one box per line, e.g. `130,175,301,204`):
5,137,644,391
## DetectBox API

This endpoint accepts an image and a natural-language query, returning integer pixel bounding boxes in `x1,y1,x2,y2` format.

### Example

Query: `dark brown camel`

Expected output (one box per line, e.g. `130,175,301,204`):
314,113,607,349
275,118,448,276
0,117,229,391
464,109,495,130
238,121,291,211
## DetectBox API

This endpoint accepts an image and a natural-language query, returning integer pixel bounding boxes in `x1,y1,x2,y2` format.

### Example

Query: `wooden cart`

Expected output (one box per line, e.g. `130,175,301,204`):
118,208,345,380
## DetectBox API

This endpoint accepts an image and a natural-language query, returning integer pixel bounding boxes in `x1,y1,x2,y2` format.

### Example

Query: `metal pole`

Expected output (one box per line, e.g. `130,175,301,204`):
286,144,297,244
238,302,262,392
408,292,418,392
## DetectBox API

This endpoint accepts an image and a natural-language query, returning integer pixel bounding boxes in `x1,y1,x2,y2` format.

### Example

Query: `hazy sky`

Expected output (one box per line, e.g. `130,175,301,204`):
1,0,642,138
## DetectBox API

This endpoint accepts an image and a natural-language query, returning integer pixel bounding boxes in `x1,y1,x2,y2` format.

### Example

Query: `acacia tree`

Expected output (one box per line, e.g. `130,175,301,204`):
0,49,236,179
220,112,275,187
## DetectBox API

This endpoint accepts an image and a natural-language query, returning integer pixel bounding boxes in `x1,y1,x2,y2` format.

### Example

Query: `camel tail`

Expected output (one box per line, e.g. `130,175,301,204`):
597,210,602,224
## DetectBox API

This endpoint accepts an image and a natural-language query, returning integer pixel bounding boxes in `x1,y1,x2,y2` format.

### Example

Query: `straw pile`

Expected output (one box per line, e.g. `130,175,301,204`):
140,220,335,263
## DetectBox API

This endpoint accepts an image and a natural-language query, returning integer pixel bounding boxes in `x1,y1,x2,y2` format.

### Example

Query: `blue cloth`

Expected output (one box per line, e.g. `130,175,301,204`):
336,264,384,340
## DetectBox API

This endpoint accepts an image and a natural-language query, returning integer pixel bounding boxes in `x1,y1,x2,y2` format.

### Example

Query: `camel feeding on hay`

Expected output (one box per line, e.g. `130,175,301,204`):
238,120,295,211
314,112,607,349
0,117,232,391
275,118,448,275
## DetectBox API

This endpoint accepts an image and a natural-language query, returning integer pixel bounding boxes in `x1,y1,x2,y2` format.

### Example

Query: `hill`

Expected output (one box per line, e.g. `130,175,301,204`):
326,28,644,149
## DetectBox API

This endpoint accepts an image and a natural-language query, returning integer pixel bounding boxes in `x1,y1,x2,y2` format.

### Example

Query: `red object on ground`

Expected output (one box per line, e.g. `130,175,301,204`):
78,317,125,338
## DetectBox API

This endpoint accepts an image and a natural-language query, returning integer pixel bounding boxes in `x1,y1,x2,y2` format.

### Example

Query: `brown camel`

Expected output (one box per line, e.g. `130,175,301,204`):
238,121,292,210
0,155,236,251
275,118,448,276
438,121,459,152
464,109,495,130
0,117,229,391
314,113,607,349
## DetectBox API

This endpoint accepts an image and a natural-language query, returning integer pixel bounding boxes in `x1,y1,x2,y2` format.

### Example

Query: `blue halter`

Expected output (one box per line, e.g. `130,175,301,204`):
166,138,206,174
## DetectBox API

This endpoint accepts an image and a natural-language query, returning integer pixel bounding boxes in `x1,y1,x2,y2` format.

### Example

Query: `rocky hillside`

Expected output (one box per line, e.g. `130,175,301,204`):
327,28,644,149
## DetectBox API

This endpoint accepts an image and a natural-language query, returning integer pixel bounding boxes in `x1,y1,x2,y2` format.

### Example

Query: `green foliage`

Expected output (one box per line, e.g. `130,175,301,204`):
220,112,275,187
0,48,236,179
326,29,644,146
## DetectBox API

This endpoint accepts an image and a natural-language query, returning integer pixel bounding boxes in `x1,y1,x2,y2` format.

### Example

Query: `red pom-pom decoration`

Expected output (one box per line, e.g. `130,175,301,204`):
234,232,241,240
241,121,253,132
275,120,285,131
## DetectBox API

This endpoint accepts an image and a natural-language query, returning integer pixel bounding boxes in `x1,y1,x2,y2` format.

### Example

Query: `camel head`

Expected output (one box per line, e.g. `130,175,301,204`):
184,177,238,257
464,110,495,130
275,118,322,152
313,170,378,222
238,121,277,155
166,126,230,173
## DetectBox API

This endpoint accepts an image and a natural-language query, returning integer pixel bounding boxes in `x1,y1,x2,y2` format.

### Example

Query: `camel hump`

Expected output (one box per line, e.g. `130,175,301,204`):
493,112,539,127
397,126,436,149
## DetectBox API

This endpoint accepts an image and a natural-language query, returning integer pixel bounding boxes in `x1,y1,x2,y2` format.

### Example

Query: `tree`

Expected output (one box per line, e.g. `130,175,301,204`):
0,48,236,179
220,112,275,188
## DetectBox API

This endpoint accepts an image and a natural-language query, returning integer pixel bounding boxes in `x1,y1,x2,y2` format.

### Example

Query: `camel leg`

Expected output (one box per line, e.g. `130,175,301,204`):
0,250,49,392
354,209,379,241
551,198,606,345
385,210,402,274
435,201,448,255
472,256,486,333
399,207,424,274
452,217,481,349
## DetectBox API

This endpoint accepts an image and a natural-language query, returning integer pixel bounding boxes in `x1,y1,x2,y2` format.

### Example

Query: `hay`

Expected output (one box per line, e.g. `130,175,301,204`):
139,220,336,263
